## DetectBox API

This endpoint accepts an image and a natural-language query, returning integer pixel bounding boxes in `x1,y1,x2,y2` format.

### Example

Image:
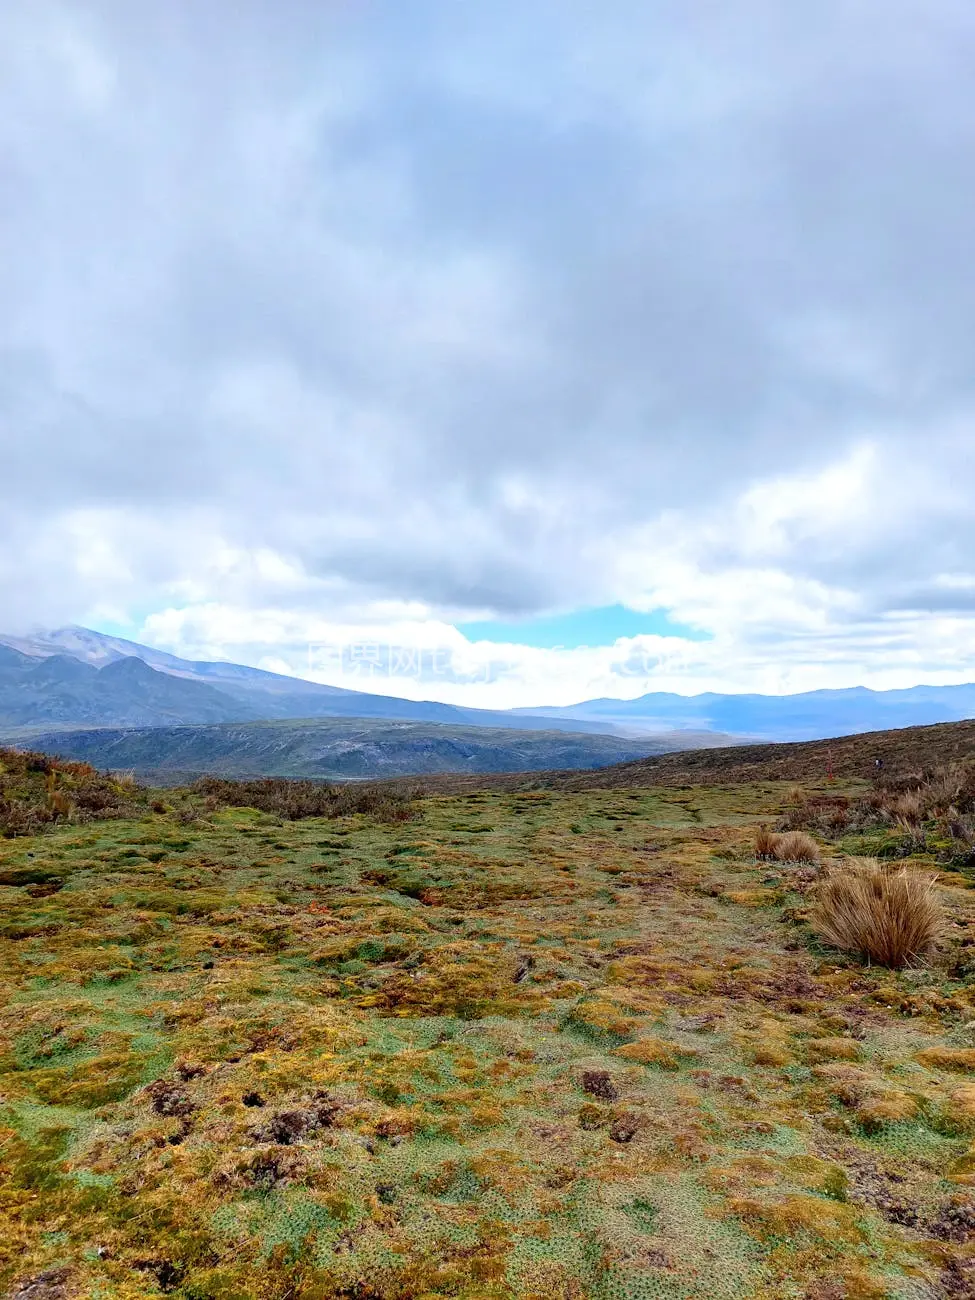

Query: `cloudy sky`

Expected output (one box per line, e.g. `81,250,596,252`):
2,1,974,708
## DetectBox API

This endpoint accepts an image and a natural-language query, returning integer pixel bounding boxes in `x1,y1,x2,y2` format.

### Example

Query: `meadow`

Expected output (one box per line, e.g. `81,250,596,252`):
1,764,975,1299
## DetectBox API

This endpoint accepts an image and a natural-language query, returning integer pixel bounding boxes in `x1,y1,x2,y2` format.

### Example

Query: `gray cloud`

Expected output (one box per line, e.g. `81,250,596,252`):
1,0,973,658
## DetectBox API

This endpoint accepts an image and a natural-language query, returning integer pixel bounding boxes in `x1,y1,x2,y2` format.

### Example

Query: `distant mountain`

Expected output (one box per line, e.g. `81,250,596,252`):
0,647,258,728
514,683,975,741
4,626,970,749
0,626,710,741
22,717,683,782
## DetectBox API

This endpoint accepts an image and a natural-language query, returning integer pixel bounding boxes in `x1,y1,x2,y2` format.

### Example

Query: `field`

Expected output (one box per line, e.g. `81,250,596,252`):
2,763,975,1298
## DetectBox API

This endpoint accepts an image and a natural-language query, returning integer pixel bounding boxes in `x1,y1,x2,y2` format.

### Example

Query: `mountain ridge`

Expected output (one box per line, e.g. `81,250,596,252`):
20,716,686,781
1,626,973,746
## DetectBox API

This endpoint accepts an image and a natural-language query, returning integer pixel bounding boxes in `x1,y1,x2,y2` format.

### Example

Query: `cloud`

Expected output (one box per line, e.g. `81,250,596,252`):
1,1,974,702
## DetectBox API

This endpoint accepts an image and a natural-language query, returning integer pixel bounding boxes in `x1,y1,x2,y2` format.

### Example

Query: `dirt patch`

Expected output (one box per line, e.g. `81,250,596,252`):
6,1269,72,1300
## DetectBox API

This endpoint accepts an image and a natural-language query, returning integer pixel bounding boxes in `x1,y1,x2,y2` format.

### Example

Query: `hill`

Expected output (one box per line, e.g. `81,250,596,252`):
15,716,693,781
392,717,975,795
4,626,975,747
0,646,262,728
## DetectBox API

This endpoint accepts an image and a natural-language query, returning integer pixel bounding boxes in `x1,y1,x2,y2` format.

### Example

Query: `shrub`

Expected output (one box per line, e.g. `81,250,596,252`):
193,776,419,823
194,776,337,819
0,746,144,837
784,763,975,864
810,858,944,968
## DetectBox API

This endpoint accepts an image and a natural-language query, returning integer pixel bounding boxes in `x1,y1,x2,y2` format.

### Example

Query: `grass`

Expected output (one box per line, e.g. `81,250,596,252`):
810,858,945,968
0,775,974,1297
756,828,821,864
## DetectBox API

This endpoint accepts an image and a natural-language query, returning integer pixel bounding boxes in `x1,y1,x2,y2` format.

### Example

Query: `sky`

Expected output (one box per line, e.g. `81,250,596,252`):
1,1,974,709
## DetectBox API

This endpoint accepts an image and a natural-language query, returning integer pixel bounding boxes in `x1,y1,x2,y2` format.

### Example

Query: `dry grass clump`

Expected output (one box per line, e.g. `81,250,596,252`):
755,827,820,864
810,857,944,968
755,826,779,860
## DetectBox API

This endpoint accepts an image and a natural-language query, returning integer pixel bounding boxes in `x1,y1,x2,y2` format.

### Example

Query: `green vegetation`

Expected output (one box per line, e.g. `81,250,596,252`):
12,717,674,783
0,746,146,837
1,763,975,1297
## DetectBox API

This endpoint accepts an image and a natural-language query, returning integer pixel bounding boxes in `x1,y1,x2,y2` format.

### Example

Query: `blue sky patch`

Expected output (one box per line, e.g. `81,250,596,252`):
457,604,710,650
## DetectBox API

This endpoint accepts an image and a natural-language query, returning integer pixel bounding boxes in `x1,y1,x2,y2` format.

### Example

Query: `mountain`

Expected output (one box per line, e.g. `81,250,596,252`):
514,683,975,741
21,717,685,782
3,625,972,748
0,627,627,736
0,649,259,728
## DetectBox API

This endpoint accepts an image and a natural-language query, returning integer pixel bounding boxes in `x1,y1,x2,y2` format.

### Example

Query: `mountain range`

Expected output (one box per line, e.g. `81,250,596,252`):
515,683,975,742
0,628,973,767
0,627,621,736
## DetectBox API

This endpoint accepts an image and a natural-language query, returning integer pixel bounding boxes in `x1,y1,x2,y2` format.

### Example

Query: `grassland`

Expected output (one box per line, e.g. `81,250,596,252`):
2,771,975,1298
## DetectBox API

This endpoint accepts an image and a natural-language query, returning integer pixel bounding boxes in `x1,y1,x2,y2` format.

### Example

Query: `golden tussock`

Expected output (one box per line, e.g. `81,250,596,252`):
755,827,820,864
810,857,944,968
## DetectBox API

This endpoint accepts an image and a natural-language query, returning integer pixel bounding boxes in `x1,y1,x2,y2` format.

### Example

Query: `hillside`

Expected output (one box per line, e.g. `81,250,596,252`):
15,717,691,781
1,750,975,1297
4,627,975,748
394,718,975,796
0,647,260,729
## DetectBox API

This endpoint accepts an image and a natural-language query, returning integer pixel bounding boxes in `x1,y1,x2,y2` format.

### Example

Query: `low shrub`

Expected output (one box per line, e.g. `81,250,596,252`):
0,746,145,837
193,776,419,823
784,763,975,864
810,857,944,968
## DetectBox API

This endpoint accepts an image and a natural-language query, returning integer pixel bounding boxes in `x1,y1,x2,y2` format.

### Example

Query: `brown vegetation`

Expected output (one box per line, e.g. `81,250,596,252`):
0,746,145,837
782,760,975,865
361,717,975,795
810,857,944,968
755,827,820,864
194,775,418,822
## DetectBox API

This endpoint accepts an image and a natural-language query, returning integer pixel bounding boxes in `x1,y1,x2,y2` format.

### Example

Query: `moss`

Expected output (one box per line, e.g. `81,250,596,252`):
613,1038,695,1070
804,1037,862,1064
937,1084,975,1137
0,781,971,1295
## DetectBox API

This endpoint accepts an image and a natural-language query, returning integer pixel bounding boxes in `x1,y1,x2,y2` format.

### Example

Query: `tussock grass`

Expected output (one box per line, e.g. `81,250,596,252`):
755,826,778,860
810,857,944,968
755,827,820,864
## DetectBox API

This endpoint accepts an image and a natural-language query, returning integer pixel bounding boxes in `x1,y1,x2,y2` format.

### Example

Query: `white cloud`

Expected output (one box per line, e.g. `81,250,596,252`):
1,2,974,703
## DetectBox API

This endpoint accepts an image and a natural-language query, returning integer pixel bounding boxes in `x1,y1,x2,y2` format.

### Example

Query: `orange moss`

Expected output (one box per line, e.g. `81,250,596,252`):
724,887,780,906
805,1037,862,1063
854,1089,918,1130
613,1036,695,1069
917,1046,975,1072
731,1192,867,1246
941,1084,975,1136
